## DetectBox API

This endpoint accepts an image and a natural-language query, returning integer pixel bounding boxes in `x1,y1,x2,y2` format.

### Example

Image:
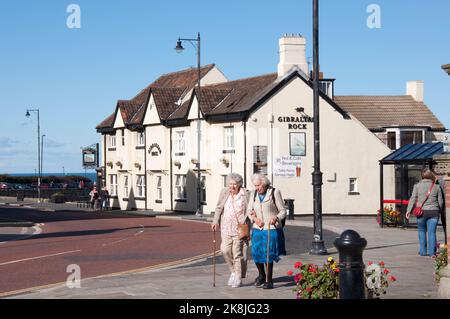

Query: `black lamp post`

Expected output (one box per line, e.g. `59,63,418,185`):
310,0,328,255
26,108,41,203
175,32,203,217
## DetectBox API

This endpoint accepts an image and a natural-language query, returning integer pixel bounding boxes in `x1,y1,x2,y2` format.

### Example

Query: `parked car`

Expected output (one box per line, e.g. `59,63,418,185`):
0,182,12,189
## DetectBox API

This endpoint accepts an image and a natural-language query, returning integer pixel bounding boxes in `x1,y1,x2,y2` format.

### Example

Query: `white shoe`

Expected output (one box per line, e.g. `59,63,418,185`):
228,273,236,286
232,278,242,288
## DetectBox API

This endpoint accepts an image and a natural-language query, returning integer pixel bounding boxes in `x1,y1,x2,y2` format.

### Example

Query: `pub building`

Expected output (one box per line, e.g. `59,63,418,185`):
96,35,447,215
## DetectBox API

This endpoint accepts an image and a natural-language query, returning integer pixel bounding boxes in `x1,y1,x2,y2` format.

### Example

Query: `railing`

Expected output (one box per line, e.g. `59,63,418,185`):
0,189,90,202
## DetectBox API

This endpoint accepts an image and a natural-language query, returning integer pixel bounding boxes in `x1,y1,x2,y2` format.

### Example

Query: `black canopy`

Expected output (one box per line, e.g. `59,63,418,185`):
381,142,444,164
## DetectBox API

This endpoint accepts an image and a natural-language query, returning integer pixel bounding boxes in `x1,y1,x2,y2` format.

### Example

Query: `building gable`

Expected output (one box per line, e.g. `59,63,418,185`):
143,94,161,125
113,107,125,128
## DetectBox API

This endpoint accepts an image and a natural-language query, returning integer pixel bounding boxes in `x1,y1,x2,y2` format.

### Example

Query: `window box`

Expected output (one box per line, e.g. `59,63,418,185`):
222,149,235,154
155,200,163,204
175,199,187,203
108,148,116,151
135,197,146,201
136,146,145,150
348,192,360,196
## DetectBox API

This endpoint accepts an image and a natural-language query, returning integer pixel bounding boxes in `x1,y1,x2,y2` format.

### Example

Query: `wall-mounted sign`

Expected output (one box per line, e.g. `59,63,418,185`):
82,144,99,168
290,132,306,156
278,115,313,130
274,156,302,178
148,143,162,156
253,146,268,174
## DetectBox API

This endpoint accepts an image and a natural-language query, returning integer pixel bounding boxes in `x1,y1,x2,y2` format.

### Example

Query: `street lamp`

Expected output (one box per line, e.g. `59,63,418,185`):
175,32,203,217
26,108,41,203
41,134,46,178
310,0,328,255
62,166,65,176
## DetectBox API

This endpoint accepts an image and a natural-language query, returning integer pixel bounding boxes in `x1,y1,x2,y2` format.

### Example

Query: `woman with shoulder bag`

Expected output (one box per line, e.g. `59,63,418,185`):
211,173,250,288
406,168,444,256
248,173,287,289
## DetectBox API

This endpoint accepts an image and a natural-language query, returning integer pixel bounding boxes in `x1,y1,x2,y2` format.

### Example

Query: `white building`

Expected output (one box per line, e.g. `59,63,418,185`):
96,35,446,215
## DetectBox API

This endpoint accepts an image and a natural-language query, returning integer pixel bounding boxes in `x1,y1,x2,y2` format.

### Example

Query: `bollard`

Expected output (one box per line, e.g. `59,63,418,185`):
334,230,367,299
284,199,295,220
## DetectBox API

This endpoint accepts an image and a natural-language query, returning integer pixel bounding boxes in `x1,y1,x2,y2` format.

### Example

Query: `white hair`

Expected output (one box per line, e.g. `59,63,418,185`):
251,173,271,187
226,173,244,187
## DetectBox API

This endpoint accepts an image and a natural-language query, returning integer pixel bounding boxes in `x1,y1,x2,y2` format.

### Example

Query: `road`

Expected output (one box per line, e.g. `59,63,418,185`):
0,206,214,295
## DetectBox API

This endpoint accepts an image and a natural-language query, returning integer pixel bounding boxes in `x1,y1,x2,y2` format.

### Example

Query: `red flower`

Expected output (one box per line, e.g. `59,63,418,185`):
308,267,318,273
389,276,396,282
368,261,373,266
294,274,303,283
287,270,294,276
294,262,303,269
383,269,390,275
305,287,312,293
334,268,340,273
379,261,385,267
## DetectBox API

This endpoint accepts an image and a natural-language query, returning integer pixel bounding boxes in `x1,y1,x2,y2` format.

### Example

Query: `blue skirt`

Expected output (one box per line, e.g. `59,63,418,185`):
251,228,286,264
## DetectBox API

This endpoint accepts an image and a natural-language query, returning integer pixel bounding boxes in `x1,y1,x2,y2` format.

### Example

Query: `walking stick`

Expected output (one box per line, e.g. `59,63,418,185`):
213,229,216,287
266,222,270,284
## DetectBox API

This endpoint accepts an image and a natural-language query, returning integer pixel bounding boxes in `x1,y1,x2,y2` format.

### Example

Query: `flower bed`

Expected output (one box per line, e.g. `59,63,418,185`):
434,244,448,283
377,205,402,226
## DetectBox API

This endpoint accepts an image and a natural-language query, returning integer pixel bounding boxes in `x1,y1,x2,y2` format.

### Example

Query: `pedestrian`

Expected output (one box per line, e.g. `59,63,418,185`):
211,173,250,288
101,187,110,211
248,173,287,289
406,168,444,256
89,186,100,210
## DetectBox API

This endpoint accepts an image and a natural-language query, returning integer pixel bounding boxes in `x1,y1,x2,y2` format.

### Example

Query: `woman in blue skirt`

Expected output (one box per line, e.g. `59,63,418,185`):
248,174,287,289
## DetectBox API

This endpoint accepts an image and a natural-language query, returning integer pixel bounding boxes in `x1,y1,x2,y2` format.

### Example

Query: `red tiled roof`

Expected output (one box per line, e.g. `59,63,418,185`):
334,95,445,130
96,112,115,129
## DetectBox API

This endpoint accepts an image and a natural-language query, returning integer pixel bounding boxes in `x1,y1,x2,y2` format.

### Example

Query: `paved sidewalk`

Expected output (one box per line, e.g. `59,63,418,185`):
7,215,445,299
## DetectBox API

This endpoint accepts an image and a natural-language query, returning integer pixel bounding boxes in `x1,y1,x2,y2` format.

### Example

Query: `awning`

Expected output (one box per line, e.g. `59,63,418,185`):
380,142,444,165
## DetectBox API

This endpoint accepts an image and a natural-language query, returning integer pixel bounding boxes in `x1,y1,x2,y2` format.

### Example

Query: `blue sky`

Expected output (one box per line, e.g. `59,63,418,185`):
1,0,449,174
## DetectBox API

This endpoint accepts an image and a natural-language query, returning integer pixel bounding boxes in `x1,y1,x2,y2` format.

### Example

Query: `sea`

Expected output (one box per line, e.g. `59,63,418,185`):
7,172,97,182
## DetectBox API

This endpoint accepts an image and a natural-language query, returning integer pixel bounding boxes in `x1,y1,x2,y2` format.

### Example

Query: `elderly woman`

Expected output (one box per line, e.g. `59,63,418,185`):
211,173,250,288
248,173,286,289
406,168,444,256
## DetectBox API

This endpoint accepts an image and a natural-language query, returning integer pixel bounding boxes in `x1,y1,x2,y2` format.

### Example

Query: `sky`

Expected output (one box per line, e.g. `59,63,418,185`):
0,0,449,174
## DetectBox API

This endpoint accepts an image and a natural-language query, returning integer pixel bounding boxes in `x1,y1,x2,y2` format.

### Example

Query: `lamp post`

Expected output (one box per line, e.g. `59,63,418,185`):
41,134,46,178
310,0,328,255
26,109,41,203
175,32,203,217
62,166,65,176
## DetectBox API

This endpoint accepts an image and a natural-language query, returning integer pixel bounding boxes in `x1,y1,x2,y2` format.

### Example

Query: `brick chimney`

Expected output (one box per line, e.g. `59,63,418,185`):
278,34,308,78
407,80,424,102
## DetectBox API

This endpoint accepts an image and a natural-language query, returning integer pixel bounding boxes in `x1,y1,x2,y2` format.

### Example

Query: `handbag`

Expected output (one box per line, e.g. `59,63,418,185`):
231,194,250,240
413,181,435,218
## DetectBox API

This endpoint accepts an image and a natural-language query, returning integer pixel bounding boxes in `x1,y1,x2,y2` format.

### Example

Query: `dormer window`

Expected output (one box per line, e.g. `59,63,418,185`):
319,79,334,98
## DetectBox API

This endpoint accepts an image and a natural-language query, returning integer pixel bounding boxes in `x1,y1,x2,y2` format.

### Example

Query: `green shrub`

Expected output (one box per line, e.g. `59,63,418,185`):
50,192,67,203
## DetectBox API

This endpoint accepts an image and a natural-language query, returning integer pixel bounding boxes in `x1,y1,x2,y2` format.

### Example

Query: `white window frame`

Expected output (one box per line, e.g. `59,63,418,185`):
156,176,162,201
136,175,145,198
109,174,117,196
175,174,187,200
175,131,186,155
137,132,145,147
110,134,116,148
349,178,358,193
224,126,234,151
124,175,129,198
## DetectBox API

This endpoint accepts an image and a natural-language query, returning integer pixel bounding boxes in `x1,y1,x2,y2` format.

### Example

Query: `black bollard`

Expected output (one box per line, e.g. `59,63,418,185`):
334,230,367,299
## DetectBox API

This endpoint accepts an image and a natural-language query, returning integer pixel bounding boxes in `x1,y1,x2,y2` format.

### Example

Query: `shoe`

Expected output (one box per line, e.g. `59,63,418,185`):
262,281,274,289
254,275,265,287
232,278,242,288
228,273,236,286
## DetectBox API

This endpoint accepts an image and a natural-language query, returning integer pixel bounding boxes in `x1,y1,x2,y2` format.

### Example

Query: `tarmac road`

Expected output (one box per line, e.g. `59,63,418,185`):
0,205,215,295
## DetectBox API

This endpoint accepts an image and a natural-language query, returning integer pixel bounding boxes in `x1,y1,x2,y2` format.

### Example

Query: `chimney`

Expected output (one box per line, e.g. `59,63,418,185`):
278,34,308,78
407,80,424,102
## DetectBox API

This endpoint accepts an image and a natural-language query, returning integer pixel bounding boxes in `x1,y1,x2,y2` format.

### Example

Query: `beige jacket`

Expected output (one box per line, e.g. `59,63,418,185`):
213,187,250,225
247,187,286,230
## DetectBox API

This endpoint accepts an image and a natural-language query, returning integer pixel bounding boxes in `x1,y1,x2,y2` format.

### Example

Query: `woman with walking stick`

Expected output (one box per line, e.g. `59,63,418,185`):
248,174,286,289
211,173,250,288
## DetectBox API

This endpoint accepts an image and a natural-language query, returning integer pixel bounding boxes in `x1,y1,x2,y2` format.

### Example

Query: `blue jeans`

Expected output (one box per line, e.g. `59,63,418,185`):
417,217,439,256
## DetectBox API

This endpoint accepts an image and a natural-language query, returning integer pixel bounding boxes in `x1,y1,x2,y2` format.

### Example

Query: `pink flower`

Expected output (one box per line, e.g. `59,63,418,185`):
294,274,303,283
383,269,390,275
379,261,385,267
389,276,397,282
287,270,294,276
368,261,373,266
294,262,303,269
308,267,318,273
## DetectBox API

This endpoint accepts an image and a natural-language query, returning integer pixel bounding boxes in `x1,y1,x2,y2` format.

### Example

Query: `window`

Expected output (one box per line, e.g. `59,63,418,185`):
201,176,206,203
137,132,145,147
224,126,234,151
156,176,162,201
400,131,423,147
222,175,227,188
136,175,145,198
110,134,116,148
349,178,358,193
175,131,185,155
387,132,396,150
121,129,125,146
109,174,117,196
124,175,129,198
175,174,187,200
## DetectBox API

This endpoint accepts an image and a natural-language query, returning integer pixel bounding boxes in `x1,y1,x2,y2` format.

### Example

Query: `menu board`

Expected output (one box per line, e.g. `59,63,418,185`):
274,156,302,178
